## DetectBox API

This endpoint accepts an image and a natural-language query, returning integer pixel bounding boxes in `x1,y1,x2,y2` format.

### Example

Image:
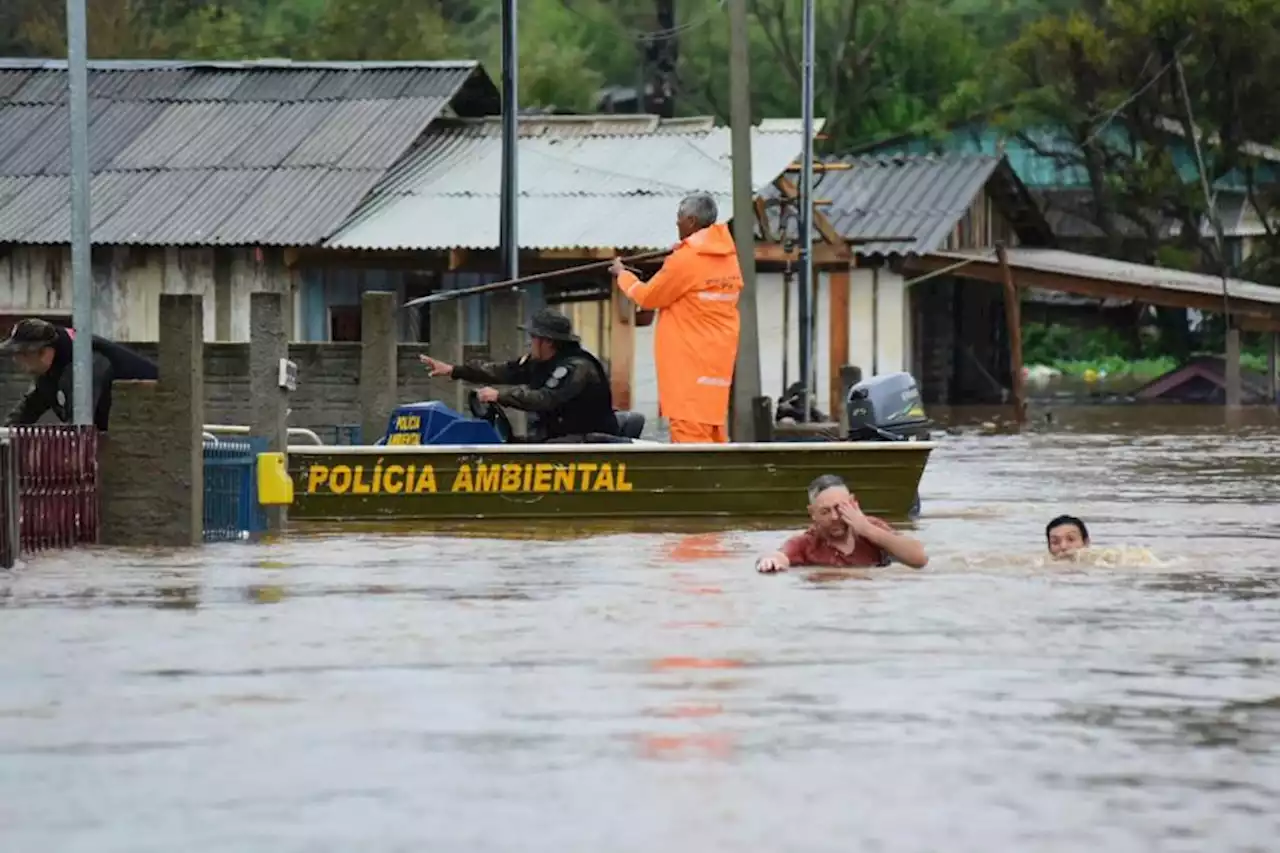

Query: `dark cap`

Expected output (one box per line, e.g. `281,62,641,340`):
518,308,579,343
0,318,60,354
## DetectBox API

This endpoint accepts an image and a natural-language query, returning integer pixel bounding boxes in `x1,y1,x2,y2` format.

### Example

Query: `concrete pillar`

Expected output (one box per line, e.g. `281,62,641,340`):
359,291,397,443
250,292,289,530
488,291,526,435
101,294,204,546
1225,326,1242,407
430,297,466,412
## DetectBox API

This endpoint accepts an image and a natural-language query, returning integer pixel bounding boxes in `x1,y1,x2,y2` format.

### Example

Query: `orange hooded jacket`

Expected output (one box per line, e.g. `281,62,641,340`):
616,223,742,426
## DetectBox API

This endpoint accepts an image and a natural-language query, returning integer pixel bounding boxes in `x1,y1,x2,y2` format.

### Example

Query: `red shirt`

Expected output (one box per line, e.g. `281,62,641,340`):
779,517,894,568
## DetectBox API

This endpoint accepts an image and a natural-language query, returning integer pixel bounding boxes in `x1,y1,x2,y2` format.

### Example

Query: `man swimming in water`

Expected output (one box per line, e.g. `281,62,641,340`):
756,474,928,572
1046,515,1090,559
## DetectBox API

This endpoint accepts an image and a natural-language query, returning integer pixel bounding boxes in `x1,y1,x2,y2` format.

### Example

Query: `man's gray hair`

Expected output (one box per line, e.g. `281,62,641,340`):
677,191,718,229
807,474,848,503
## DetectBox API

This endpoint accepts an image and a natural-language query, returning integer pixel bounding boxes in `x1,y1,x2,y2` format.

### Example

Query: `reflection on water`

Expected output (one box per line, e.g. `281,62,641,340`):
1,406,1278,851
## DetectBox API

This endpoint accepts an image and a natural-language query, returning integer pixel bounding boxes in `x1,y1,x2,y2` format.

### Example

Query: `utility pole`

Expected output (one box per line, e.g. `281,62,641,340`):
797,0,816,422
67,0,92,425
645,0,678,117
499,0,518,280
728,0,761,440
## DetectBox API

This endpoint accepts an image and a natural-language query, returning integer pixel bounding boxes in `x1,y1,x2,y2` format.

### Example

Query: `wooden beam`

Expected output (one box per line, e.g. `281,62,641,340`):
784,162,853,172
753,196,774,243
995,245,1026,424
609,285,636,411
754,242,850,267
902,254,1280,324
828,267,850,424
773,176,847,249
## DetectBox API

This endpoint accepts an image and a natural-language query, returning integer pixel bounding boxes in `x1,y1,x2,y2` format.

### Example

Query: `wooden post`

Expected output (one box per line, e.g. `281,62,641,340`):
838,364,862,434
610,284,636,411
828,265,850,423
751,395,774,443
1269,331,1278,407
1224,325,1243,408
995,244,1026,423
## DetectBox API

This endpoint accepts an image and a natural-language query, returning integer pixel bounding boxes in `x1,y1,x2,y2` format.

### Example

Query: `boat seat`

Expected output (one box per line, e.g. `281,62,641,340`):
615,410,646,439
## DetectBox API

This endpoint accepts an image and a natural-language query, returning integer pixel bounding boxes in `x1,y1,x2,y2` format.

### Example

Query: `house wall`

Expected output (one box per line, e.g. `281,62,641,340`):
0,245,293,341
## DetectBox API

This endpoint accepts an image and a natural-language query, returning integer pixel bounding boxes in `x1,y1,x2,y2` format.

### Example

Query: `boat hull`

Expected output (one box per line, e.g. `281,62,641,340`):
286,440,933,522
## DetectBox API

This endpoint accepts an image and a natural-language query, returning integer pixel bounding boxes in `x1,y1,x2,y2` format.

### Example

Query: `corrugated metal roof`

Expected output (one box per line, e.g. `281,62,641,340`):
758,153,1007,257
934,248,1280,309
816,154,1001,256
0,59,498,246
326,116,815,250
22,171,152,243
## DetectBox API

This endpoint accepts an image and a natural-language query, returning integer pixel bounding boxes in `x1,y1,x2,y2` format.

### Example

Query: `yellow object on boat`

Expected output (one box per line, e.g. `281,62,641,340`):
257,452,294,505
1082,368,1099,384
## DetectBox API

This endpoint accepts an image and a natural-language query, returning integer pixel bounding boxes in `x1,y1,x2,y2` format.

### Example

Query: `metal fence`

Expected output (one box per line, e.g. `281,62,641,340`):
0,426,100,569
203,436,268,542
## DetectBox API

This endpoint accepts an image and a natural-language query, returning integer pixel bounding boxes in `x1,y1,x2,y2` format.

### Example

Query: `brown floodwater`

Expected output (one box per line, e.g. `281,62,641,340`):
1,406,1278,852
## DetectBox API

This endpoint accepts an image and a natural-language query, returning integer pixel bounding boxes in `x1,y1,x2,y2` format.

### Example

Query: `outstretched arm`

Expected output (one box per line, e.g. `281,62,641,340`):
612,253,693,310
4,383,49,426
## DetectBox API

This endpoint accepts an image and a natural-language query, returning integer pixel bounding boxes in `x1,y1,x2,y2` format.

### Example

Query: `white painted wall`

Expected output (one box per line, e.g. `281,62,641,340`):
0,245,290,341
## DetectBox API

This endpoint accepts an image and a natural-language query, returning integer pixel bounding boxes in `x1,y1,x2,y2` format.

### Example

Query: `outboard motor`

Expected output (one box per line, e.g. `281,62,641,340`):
845,372,931,442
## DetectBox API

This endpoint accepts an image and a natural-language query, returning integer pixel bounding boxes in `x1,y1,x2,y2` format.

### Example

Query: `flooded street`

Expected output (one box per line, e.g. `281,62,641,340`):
2,407,1279,852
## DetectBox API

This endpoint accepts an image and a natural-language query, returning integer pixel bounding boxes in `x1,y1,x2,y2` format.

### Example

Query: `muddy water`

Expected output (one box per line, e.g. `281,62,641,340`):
2,407,1279,852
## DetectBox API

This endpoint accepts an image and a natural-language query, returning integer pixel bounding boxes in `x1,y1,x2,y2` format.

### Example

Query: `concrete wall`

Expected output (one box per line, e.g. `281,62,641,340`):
0,342,488,435
0,245,294,342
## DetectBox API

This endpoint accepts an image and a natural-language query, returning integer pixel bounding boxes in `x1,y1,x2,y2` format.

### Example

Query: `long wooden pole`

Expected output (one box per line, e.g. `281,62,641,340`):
996,243,1026,423
401,249,671,308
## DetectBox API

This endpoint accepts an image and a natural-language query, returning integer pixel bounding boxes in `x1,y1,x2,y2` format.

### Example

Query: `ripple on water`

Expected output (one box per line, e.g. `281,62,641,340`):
1,410,1278,852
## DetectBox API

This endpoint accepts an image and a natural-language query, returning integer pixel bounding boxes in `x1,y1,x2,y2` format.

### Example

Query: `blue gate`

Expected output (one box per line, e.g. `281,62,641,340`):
203,437,268,542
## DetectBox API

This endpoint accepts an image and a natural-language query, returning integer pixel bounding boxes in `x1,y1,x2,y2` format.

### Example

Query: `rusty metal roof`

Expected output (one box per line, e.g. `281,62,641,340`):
326,115,817,251
0,59,498,246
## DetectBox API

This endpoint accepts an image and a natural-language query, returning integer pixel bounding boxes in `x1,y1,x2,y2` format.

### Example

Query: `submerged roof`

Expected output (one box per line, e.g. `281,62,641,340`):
0,59,499,246
326,115,820,251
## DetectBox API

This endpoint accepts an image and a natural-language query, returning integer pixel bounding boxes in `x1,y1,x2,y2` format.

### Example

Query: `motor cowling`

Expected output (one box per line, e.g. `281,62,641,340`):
845,372,931,441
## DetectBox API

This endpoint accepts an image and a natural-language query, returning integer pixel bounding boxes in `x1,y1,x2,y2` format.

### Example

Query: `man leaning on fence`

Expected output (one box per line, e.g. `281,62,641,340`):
2,318,158,432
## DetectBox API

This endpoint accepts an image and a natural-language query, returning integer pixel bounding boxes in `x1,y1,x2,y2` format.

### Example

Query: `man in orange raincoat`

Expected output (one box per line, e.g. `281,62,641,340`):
610,191,742,443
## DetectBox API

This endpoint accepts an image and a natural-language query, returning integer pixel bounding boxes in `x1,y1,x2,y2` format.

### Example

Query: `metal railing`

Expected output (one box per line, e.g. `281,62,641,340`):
0,426,100,569
204,424,325,446
203,436,268,542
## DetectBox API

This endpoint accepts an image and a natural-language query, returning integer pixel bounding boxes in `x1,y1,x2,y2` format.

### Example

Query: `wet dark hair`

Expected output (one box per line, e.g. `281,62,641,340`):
1046,515,1089,543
